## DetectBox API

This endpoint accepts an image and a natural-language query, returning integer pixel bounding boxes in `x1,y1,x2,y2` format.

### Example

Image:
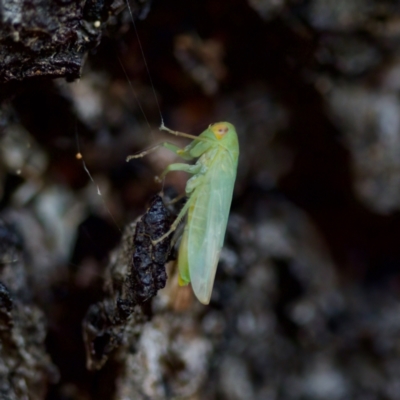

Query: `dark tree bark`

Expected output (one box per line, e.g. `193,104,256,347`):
2,1,400,399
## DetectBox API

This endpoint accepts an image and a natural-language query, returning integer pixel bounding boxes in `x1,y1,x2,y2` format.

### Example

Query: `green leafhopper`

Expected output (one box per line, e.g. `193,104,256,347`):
127,122,239,304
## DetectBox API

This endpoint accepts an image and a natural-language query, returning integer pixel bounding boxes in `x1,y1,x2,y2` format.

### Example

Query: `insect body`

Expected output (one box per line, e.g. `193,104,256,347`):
127,122,239,304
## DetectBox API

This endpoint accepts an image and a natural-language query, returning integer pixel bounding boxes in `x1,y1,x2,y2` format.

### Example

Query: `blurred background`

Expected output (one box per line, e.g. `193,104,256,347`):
2,0,400,399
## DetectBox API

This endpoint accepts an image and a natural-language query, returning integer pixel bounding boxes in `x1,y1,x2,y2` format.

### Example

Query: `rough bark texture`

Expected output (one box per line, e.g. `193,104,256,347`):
2,0,400,399
82,195,174,370
0,0,123,83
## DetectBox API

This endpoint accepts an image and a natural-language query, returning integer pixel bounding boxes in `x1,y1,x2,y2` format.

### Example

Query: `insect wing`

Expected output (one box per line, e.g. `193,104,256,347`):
188,153,236,304
178,226,190,286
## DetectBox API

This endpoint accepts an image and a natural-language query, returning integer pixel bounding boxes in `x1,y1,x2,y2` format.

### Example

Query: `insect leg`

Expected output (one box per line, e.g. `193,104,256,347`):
164,192,186,206
155,163,201,182
152,193,197,245
126,142,194,162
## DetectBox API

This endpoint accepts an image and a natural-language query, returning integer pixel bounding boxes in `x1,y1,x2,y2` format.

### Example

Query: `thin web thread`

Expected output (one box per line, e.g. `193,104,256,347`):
125,0,164,126
75,127,121,232
117,54,152,132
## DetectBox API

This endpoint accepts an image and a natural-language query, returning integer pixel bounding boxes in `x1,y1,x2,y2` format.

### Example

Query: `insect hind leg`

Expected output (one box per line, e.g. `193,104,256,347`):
152,193,195,245
164,192,186,206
